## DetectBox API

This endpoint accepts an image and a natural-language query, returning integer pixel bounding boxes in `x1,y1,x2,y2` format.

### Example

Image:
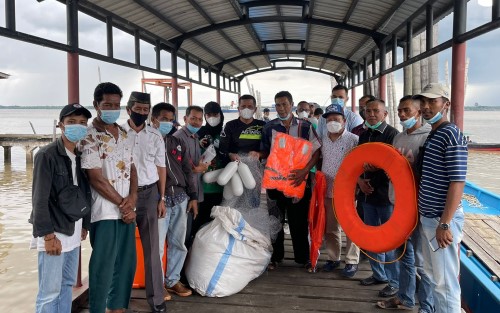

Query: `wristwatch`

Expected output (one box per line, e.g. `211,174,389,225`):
439,223,450,230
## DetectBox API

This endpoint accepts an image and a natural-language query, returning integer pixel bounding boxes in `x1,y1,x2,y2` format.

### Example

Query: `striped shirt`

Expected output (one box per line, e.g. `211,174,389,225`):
418,123,468,218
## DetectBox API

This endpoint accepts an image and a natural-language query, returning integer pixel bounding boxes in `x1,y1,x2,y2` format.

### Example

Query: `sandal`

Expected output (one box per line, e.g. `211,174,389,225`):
376,297,412,310
267,261,278,271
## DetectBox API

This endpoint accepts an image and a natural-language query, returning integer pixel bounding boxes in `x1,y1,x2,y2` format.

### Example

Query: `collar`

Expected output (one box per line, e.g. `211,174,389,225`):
181,125,198,139
279,115,298,127
122,120,149,134
93,118,126,134
327,128,347,142
369,121,388,133
56,137,81,157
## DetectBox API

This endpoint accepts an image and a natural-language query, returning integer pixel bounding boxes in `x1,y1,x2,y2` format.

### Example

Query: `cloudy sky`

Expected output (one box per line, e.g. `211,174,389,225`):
0,0,499,108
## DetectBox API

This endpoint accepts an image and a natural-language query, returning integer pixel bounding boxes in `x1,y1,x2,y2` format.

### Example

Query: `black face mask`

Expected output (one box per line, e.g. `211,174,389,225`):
130,111,148,126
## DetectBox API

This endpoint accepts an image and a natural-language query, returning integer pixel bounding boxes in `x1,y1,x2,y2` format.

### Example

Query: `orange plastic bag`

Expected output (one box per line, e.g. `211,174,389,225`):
308,171,326,271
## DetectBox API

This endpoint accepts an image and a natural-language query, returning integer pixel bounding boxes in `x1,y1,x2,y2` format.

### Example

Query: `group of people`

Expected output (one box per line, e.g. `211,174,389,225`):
30,81,467,313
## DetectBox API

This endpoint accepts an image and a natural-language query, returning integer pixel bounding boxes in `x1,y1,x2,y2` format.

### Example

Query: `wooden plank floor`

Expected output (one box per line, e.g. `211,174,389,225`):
461,213,500,278
76,236,419,313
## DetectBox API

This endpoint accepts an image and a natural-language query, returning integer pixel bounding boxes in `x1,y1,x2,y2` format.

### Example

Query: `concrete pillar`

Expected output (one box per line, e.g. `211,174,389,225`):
25,146,35,164
3,146,12,163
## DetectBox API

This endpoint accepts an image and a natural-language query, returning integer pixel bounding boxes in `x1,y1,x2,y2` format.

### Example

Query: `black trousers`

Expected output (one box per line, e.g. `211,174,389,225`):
267,185,312,264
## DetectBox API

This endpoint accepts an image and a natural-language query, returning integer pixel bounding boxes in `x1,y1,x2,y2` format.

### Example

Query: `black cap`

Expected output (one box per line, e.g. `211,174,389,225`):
59,103,92,121
204,101,221,114
128,91,151,104
263,108,270,112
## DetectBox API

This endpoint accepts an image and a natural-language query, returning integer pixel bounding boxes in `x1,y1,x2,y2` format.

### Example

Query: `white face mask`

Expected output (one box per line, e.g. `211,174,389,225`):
297,111,309,119
240,108,254,119
206,116,221,127
327,121,343,134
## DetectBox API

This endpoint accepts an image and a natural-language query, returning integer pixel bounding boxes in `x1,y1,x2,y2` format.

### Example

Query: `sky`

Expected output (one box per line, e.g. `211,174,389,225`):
0,0,499,108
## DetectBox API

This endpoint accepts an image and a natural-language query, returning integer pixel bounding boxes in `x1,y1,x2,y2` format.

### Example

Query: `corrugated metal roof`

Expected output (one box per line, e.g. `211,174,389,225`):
83,0,458,80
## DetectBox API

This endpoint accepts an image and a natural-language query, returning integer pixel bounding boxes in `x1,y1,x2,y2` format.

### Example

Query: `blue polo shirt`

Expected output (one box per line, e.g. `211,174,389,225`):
418,123,468,218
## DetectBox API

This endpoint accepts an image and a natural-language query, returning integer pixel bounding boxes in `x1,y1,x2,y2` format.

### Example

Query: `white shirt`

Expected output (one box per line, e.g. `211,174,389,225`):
122,122,166,186
321,129,359,198
30,148,82,252
81,124,134,223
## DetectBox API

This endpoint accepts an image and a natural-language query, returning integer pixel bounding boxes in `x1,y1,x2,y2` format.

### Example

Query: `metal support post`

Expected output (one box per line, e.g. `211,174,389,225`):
106,16,113,58
216,71,221,104
6,0,16,31
426,4,434,51
451,0,467,130
171,50,179,109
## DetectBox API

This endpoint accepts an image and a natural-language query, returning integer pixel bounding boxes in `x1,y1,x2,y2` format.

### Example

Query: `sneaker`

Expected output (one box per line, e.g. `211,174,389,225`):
165,282,192,297
322,260,341,272
341,264,358,278
378,285,399,297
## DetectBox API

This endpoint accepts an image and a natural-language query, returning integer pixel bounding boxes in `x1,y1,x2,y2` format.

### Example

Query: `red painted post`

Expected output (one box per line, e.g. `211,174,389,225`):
67,52,79,104
379,75,387,102
351,87,356,112
172,77,179,109
450,41,466,130
216,88,221,104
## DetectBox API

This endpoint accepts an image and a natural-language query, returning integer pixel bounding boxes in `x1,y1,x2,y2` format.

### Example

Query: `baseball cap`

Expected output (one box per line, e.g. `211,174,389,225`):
59,103,92,121
128,91,151,104
322,103,344,118
414,83,451,99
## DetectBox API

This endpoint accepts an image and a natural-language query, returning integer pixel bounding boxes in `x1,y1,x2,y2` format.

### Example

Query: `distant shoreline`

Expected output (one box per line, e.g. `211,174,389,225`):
1,105,500,111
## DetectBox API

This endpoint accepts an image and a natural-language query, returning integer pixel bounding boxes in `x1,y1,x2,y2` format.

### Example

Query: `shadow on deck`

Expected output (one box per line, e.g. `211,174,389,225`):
75,237,419,313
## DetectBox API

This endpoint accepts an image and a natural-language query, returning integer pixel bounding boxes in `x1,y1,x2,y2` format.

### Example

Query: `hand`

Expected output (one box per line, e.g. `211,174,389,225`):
81,228,88,241
44,234,62,256
157,199,166,218
199,137,209,148
229,153,240,162
248,151,260,160
363,163,379,172
119,194,137,213
436,227,453,248
288,168,308,187
187,200,198,219
121,210,136,224
193,161,209,173
358,178,374,195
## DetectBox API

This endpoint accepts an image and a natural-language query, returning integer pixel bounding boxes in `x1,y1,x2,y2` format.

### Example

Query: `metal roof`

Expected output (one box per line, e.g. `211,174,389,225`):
80,0,458,79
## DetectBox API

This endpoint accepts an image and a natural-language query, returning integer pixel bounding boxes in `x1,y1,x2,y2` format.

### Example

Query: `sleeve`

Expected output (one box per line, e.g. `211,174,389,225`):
80,130,102,169
308,124,322,152
31,151,55,237
154,133,166,167
445,131,468,182
180,141,198,200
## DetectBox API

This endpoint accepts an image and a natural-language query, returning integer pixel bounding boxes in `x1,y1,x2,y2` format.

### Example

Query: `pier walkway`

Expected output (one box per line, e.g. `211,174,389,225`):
0,134,54,163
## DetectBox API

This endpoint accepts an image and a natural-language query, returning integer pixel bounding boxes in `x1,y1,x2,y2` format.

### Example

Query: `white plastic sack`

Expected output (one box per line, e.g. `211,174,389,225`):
186,206,272,297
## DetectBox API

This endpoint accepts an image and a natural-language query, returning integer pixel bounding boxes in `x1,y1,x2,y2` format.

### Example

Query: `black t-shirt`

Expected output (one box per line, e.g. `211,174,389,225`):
219,118,266,157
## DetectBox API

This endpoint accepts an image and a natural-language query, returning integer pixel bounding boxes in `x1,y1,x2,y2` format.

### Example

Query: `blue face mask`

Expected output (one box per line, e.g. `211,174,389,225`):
100,109,120,124
278,112,291,121
158,121,173,136
424,110,443,125
63,124,87,143
365,120,383,130
331,98,345,107
186,124,200,134
400,116,417,130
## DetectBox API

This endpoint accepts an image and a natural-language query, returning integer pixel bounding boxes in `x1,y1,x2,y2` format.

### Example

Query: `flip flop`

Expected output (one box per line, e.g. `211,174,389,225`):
376,297,412,310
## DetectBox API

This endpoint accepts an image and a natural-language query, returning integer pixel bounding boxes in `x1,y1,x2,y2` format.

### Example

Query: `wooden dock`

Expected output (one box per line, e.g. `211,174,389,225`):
0,134,54,163
75,236,420,313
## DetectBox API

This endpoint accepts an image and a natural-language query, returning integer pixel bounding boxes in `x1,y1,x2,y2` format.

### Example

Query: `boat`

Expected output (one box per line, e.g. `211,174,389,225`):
467,143,500,152
459,181,500,312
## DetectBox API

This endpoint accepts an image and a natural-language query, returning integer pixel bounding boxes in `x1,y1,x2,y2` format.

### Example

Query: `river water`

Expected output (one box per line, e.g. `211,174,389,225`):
0,109,499,312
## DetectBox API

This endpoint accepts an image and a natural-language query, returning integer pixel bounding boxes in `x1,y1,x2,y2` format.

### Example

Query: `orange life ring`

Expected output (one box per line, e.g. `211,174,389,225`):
333,142,418,253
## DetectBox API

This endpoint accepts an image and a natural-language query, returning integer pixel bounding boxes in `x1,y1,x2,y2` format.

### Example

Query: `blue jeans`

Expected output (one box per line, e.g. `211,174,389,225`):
419,208,464,313
158,198,188,288
397,226,434,312
362,202,400,288
36,247,79,313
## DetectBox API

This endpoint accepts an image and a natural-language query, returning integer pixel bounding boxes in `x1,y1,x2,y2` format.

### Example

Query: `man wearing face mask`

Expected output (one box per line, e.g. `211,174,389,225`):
296,101,311,120
81,82,138,313
351,95,376,136
121,92,167,313
262,107,271,123
318,85,364,139
151,102,198,300
319,103,361,277
219,94,266,163
261,91,321,271
413,83,467,313
173,106,208,250
30,104,92,313
191,101,225,239
357,99,400,298
377,96,433,312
